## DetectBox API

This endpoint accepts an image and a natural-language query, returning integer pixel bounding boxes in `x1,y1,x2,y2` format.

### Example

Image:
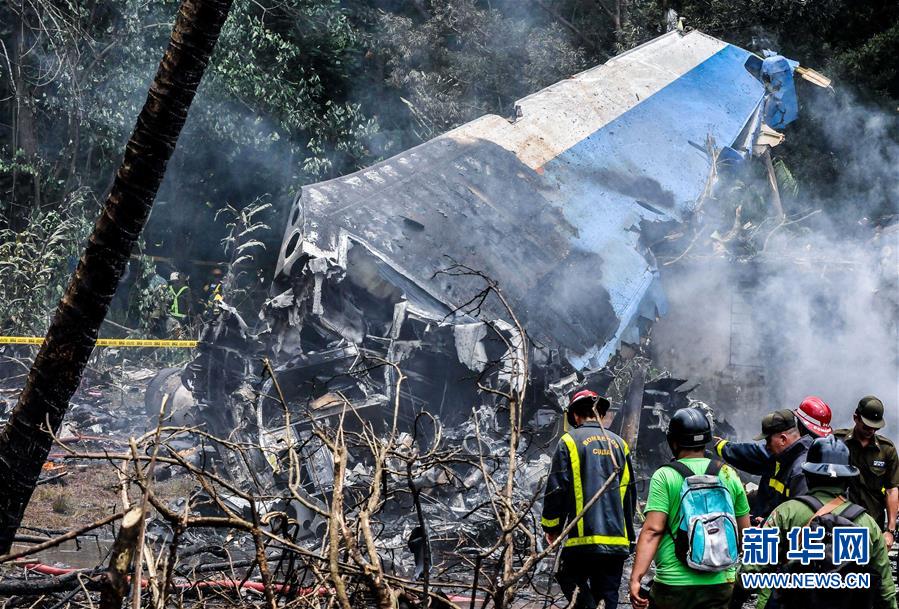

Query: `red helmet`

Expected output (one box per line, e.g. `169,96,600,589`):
569,389,599,408
565,390,610,426
794,396,833,437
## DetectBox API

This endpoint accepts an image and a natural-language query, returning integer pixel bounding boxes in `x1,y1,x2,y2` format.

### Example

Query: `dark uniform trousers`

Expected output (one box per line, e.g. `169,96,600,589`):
556,552,626,609
541,422,637,609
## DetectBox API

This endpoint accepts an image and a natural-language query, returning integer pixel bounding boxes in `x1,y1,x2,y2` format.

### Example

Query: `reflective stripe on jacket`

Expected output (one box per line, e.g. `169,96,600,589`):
169,285,188,318
715,434,812,519
540,421,636,554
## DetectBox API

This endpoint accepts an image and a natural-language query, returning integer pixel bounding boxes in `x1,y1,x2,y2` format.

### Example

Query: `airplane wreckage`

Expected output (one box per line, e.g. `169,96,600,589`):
149,31,827,551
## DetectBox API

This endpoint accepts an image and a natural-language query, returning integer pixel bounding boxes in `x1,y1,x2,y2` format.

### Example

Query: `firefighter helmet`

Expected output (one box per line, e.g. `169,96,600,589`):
565,390,610,427
794,396,832,437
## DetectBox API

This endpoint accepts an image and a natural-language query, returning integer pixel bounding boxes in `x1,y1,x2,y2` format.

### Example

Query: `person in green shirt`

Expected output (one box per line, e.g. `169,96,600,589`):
630,408,751,609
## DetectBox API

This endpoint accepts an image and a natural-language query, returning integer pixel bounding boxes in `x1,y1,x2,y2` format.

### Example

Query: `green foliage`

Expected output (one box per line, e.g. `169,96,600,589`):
0,149,41,179
719,176,769,228
1,0,382,272
837,22,899,98
370,0,587,137
774,158,799,198
129,251,172,339
0,192,95,335
198,0,381,179
215,198,272,314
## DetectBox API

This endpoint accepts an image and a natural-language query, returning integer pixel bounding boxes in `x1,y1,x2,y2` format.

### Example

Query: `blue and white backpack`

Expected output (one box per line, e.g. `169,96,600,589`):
664,460,739,572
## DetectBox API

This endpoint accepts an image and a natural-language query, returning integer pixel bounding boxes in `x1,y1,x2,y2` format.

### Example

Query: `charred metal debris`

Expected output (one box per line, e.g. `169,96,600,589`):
144,31,823,575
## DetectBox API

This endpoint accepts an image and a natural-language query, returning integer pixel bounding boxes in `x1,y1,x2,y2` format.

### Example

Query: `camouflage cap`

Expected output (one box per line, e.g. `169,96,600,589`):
753,409,798,441
856,395,886,429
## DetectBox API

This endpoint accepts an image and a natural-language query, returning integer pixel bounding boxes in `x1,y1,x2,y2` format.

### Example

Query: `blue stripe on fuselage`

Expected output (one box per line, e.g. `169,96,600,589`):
540,43,765,238
534,43,766,361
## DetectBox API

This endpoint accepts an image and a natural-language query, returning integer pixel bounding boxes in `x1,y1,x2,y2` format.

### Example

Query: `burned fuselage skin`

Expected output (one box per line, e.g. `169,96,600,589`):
269,31,793,376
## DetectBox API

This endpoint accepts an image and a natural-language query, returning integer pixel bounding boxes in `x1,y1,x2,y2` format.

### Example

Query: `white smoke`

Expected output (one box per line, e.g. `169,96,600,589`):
651,88,899,439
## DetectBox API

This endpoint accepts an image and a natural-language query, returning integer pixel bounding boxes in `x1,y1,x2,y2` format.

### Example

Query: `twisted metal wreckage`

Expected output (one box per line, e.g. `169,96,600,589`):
149,31,825,561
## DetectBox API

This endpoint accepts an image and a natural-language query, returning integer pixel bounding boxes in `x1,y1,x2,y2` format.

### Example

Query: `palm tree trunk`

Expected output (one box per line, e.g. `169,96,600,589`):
0,0,234,553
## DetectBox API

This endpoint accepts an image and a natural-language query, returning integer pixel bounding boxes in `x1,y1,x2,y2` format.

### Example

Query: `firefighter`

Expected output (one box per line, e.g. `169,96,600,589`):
541,390,636,609
629,407,751,609
714,409,813,522
833,396,899,544
714,398,831,464
745,435,897,609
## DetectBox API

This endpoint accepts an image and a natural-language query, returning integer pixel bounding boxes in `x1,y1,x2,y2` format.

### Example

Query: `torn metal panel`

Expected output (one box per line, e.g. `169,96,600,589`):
760,51,799,129
453,322,488,373
620,365,647,451
273,31,804,371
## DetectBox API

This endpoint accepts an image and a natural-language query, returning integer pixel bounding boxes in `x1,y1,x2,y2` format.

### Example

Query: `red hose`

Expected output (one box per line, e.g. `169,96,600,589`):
21,562,327,595
23,563,72,576
22,562,480,602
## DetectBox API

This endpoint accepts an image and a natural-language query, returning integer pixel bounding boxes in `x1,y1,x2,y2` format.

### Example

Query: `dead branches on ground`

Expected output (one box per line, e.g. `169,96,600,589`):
0,271,626,609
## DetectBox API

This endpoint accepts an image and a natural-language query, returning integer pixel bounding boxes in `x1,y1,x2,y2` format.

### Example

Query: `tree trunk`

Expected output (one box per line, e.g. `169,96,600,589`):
0,0,234,553
99,508,143,609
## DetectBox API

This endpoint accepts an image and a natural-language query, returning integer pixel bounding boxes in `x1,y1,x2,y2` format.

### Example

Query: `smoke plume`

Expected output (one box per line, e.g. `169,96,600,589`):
652,88,899,437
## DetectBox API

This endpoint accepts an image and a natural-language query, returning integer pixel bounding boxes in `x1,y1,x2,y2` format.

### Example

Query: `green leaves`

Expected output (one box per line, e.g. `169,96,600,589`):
0,195,95,335
774,158,800,198
373,0,586,139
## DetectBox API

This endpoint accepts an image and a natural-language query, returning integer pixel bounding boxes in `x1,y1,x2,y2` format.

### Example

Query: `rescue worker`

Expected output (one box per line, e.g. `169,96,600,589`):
145,268,171,338
630,407,751,609
167,272,193,333
541,390,636,609
714,397,831,457
715,399,832,609
745,435,897,609
833,396,899,545
203,267,225,314
714,409,812,522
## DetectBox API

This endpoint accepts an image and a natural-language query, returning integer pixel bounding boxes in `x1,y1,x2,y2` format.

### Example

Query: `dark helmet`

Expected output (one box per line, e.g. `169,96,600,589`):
667,408,712,448
801,435,860,478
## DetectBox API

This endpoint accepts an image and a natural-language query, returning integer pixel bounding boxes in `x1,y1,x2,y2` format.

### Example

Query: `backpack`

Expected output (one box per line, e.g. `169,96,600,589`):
663,460,739,572
774,495,878,607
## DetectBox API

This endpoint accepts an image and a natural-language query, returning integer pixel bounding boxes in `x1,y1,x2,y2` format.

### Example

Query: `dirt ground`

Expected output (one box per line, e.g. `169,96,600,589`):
21,462,194,534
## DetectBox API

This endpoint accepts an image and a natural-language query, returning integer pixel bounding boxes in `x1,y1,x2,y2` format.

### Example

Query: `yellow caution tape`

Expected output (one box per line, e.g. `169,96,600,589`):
0,336,197,348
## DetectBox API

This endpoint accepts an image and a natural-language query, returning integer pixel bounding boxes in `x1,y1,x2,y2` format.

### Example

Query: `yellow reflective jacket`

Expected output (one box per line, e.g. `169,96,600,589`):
541,421,636,554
